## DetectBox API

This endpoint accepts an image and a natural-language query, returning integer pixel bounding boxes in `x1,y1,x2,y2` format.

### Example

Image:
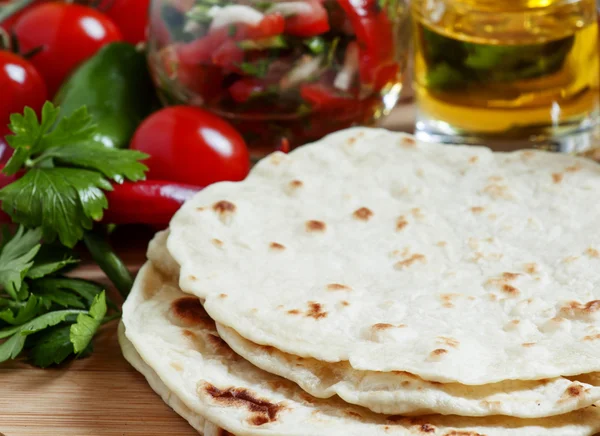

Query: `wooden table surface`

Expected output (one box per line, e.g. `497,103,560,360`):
0,104,416,436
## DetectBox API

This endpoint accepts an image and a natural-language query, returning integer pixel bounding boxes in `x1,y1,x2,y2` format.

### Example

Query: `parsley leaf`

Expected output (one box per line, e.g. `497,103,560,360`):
0,102,148,247
70,291,107,354
0,309,84,363
42,144,148,184
0,294,42,325
30,277,104,307
1,168,111,247
0,227,42,299
26,244,78,279
28,325,76,368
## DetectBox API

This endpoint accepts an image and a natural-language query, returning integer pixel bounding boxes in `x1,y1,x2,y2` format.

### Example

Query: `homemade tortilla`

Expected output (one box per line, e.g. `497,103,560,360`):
149,230,600,418
167,127,600,384
121,261,600,436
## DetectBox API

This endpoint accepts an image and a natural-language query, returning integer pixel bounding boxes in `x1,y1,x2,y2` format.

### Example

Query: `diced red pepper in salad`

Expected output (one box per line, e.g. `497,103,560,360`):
155,0,402,152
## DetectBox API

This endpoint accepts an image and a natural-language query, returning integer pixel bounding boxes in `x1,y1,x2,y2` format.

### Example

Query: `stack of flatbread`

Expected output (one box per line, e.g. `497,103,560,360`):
119,127,600,435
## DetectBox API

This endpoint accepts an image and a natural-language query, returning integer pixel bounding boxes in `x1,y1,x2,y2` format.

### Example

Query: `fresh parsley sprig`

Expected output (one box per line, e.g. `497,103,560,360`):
0,102,149,248
0,226,110,367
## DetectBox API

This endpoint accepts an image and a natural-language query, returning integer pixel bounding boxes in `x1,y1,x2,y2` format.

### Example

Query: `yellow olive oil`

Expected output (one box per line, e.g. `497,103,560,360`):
412,0,599,147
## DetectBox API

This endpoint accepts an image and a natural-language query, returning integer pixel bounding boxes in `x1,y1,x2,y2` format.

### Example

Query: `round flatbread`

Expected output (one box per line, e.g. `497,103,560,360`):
121,261,600,436
167,127,600,384
150,229,600,418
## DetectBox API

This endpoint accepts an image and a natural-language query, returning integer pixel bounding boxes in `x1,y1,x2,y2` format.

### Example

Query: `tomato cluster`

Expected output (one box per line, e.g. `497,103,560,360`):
0,0,251,187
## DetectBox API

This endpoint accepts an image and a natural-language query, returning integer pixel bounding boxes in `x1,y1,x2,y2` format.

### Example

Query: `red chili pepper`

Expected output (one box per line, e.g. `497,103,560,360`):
102,180,202,225
337,0,396,90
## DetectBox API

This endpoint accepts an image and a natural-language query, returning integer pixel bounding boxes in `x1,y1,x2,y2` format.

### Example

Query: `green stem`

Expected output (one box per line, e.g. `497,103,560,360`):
0,0,36,23
83,228,133,299
101,312,121,324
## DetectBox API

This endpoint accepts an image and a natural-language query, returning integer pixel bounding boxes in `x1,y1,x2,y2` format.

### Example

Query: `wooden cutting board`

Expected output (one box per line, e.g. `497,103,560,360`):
0,105,416,436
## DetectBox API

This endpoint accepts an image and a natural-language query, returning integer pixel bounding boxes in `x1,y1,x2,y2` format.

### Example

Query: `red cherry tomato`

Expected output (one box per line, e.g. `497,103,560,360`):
103,0,149,45
13,3,122,97
283,0,329,37
130,106,250,186
0,51,47,129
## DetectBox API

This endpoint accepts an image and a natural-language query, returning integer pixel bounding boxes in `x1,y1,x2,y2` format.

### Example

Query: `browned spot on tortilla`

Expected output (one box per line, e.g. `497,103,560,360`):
341,300,350,306
587,247,600,258
270,154,285,165
395,254,426,270
489,293,498,301
345,410,363,419
212,238,223,248
470,206,485,214
522,342,536,347
431,348,448,356
420,424,436,433
170,361,183,372
196,207,206,211
564,256,579,263
327,283,352,291
437,336,459,348
440,293,460,308
488,175,503,182
269,242,285,250
287,309,300,315
171,297,212,328
561,383,585,400
566,164,582,173
437,241,447,247
483,183,512,200
411,208,424,219
372,323,394,330
306,220,326,232
289,180,303,189
306,302,328,319
502,272,520,280
552,173,564,184
219,293,228,298
561,300,600,319
400,137,416,147
353,207,374,221
188,275,197,281
469,156,479,164
347,137,356,145
202,383,284,426
396,216,408,231
583,334,600,341
213,200,236,214
502,284,520,296
511,320,520,325
524,263,538,274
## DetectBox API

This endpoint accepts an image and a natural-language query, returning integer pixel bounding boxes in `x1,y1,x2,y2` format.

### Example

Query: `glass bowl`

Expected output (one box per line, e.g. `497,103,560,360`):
147,0,411,159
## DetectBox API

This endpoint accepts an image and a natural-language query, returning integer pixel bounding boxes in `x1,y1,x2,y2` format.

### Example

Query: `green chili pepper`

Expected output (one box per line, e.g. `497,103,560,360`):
54,42,157,149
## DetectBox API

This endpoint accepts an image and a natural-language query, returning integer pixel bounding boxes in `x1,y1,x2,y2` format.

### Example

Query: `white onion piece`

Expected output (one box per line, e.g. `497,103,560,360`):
280,55,323,89
266,1,312,17
208,5,264,31
334,42,359,91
